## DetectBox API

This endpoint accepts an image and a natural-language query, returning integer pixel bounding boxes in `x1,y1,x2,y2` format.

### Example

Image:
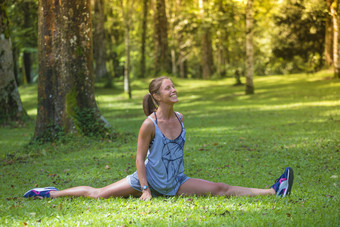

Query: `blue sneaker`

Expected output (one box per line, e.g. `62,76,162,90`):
23,187,58,198
271,167,294,197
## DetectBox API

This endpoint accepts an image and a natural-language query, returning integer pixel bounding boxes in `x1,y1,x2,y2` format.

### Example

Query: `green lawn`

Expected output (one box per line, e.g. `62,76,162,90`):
0,71,339,226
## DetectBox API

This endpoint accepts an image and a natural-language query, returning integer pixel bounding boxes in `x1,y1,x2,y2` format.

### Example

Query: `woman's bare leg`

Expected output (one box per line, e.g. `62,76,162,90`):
50,178,141,199
177,178,275,197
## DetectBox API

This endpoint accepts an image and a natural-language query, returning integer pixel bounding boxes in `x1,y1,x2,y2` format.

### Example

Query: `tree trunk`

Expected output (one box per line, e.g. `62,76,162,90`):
153,0,171,75
245,0,254,95
35,0,110,141
121,0,132,99
23,52,32,83
331,0,340,78
123,19,132,99
140,0,148,78
93,0,108,81
23,0,32,83
199,0,214,79
0,2,28,124
325,0,334,67
12,47,19,85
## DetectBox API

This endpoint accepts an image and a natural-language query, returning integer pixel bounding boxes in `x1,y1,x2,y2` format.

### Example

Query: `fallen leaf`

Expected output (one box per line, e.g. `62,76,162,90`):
324,194,334,198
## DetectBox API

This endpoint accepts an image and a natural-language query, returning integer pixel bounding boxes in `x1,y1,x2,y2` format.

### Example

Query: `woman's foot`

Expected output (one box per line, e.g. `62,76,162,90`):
271,167,294,197
23,187,58,198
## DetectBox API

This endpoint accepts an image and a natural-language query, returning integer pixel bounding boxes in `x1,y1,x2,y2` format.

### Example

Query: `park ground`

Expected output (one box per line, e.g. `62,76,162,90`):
0,71,339,226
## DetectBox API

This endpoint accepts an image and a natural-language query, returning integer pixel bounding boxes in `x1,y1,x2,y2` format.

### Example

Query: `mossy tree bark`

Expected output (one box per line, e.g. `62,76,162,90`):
35,0,110,141
0,1,28,124
245,0,254,95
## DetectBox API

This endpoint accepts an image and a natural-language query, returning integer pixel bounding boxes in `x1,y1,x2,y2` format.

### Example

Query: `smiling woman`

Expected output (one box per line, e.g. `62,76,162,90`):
23,76,294,201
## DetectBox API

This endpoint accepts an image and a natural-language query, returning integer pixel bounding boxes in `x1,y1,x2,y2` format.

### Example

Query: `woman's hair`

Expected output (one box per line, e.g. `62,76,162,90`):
143,76,171,116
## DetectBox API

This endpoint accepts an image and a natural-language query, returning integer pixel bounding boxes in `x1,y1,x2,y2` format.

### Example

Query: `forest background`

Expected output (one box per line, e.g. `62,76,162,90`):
5,0,339,86
0,0,339,225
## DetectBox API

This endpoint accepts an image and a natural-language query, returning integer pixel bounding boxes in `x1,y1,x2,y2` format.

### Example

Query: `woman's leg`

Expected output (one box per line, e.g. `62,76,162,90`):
177,178,275,197
50,178,142,199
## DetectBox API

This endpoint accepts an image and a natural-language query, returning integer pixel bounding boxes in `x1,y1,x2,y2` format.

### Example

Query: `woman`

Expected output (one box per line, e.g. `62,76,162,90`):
24,77,294,200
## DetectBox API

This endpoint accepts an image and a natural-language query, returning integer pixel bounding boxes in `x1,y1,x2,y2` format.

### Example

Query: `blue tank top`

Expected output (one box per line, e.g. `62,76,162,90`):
144,112,188,195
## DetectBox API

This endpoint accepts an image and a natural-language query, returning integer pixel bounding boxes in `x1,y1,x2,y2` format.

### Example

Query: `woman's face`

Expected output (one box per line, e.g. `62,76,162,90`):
154,79,178,104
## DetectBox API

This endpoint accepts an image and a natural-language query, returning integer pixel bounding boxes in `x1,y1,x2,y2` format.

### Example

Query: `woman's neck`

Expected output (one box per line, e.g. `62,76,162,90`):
156,103,174,120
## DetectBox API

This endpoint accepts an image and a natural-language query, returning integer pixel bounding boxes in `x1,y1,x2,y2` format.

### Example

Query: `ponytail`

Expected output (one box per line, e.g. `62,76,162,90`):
143,93,157,116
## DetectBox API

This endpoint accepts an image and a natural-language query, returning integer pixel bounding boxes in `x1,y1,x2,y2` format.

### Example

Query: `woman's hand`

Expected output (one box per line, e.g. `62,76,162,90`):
140,189,152,201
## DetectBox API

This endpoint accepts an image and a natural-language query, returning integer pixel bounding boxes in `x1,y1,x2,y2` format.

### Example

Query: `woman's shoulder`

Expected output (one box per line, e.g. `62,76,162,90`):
140,114,156,131
175,112,184,122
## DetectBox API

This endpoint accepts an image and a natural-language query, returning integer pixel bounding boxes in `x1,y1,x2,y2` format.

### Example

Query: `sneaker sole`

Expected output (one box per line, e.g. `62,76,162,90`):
283,167,294,197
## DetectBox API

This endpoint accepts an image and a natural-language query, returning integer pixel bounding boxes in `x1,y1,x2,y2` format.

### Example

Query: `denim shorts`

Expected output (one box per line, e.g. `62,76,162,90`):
126,171,190,197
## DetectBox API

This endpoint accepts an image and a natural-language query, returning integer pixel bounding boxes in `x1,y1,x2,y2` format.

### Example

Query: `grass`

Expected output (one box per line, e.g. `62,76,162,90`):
0,71,339,226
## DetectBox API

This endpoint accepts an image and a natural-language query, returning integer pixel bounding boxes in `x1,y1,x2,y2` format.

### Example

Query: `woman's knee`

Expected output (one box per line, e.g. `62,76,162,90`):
212,182,230,196
85,187,102,199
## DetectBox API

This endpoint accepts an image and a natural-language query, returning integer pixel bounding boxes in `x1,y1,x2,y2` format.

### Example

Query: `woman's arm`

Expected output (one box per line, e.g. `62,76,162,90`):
136,118,154,200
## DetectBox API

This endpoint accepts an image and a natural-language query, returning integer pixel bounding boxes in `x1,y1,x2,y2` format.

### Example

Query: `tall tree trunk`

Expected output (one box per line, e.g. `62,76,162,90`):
123,18,132,99
175,0,186,78
23,0,32,83
0,2,28,124
140,0,148,78
245,0,254,94
12,47,19,85
331,0,340,78
153,0,171,75
35,0,110,141
93,0,108,82
23,52,32,83
325,0,334,67
168,0,177,76
121,0,132,99
199,0,214,79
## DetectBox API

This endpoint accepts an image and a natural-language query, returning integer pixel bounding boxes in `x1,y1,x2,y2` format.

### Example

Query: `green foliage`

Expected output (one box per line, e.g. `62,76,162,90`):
7,0,39,84
271,0,326,73
0,2,11,39
0,72,339,225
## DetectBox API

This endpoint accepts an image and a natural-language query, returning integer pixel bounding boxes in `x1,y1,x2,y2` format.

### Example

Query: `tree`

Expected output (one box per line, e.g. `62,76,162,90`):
153,0,171,75
199,0,215,79
245,0,254,94
0,1,28,124
325,0,334,66
93,0,109,83
331,0,340,78
140,0,148,78
120,0,133,98
35,0,110,142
